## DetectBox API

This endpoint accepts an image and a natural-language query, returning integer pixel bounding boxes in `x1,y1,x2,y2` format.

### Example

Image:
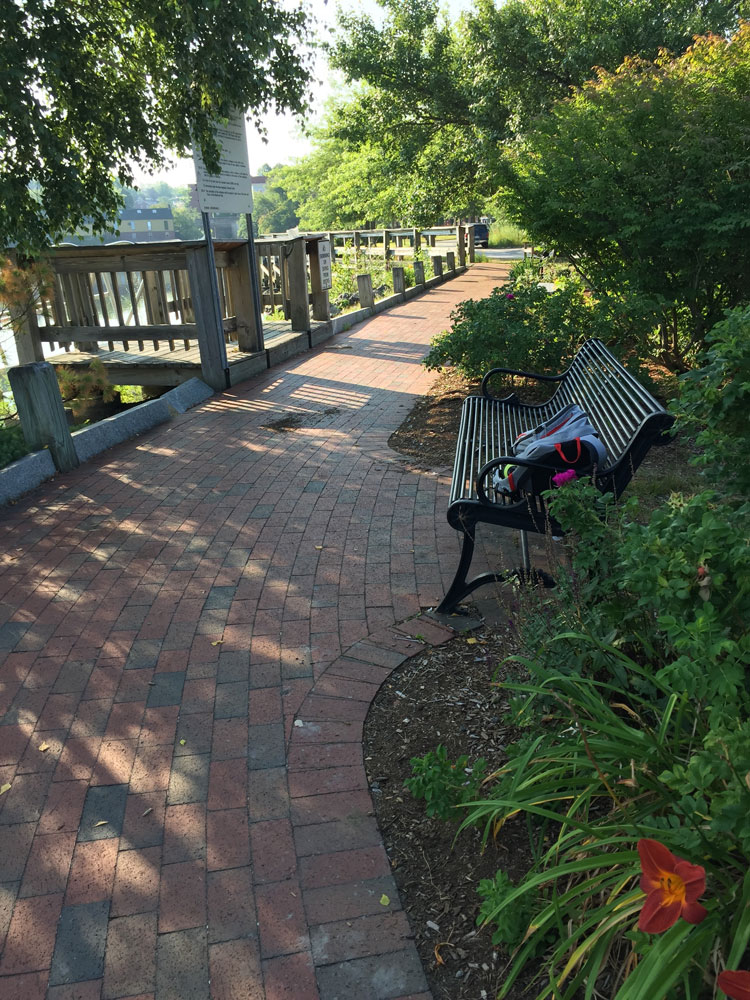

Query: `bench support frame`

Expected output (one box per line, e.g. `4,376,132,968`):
436,523,554,614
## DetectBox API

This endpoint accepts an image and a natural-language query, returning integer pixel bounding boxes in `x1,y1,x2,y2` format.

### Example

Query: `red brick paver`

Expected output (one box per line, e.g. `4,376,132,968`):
0,264,517,999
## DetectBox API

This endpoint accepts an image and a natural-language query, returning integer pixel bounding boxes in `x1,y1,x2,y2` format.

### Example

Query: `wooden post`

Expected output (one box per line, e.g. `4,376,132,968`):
186,245,229,391
382,229,390,262
431,255,443,277
413,260,425,285
412,228,421,255
457,226,466,267
357,273,374,309
392,266,405,296
446,251,456,272
429,234,436,247
10,305,44,365
308,240,331,321
226,245,262,352
284,236,310,332
468,225,476,263
9,362,79,472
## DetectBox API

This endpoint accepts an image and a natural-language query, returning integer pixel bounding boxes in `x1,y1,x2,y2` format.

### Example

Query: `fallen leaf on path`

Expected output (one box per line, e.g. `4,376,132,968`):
466,638,478,645
179,739,186,745
211,640,223,646
38,742,50,752
380,894,390,906
142,807,153,817
0,783,10,796
94,820,108,827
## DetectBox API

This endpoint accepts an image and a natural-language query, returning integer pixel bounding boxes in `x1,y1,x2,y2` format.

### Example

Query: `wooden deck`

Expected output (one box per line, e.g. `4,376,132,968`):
47,319,333,387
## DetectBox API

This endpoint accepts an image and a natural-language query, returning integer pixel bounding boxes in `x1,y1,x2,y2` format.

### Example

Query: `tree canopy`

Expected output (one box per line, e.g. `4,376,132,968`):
289,0,747,225
500,25,750,369
0,0,312,251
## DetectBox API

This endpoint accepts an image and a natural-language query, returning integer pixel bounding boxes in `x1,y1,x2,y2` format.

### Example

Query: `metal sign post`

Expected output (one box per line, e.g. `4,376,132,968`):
193,110,257,384
200,210,230,388
244,213,264,347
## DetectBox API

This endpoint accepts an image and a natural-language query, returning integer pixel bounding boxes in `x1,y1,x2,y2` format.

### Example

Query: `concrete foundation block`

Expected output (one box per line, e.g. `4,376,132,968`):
0,449,57,507
161,378,213,414
73,398,171,463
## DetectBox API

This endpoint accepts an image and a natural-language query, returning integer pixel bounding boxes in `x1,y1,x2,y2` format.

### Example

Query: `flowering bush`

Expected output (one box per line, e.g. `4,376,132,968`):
422,258,612,378
407,308,750,998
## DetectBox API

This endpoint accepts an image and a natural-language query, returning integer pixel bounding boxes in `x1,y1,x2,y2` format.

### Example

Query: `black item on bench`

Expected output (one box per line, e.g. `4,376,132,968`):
436,338,675,614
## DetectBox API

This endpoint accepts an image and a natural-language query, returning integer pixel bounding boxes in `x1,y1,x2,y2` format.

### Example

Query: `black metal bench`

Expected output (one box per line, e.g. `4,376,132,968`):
436,338,675,613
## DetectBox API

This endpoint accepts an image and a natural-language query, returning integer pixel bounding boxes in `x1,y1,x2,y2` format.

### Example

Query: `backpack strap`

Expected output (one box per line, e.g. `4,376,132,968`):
554,438,582,464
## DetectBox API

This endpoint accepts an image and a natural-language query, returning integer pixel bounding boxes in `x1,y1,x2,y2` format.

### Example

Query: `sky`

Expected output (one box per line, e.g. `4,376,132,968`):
131,0,473,188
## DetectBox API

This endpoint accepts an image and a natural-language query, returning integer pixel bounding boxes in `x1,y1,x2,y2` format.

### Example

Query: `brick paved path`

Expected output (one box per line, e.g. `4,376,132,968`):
0,263,516,1000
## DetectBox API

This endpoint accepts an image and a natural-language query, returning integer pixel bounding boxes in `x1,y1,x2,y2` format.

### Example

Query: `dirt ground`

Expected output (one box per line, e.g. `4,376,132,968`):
364,368,695,1000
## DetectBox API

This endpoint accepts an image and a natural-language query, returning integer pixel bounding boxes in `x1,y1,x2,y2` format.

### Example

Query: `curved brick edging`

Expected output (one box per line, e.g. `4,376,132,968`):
287,615,460,1000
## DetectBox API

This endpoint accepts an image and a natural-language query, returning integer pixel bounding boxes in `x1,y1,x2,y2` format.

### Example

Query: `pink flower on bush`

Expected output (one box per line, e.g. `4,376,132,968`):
552,469,578,487
505,292,515,299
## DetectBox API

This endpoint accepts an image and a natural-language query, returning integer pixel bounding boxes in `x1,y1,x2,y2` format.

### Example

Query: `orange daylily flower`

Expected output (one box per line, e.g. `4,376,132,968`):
637,838,707,933
718,970,750,1000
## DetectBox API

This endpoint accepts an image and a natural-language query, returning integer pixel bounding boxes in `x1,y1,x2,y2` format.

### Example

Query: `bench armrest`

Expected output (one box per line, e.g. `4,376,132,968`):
476,455,567,503
481,366,565,399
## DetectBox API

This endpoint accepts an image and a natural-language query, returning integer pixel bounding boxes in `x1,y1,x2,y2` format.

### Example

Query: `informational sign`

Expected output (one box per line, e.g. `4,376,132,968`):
317,239,333,291
193,110,254,215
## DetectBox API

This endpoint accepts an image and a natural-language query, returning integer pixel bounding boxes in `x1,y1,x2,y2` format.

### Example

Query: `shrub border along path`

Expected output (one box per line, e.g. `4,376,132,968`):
0,262,516,1000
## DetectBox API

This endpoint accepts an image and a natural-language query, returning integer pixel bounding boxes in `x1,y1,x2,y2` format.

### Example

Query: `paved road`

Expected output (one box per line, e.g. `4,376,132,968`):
478,247,525,260
0,262,517,1000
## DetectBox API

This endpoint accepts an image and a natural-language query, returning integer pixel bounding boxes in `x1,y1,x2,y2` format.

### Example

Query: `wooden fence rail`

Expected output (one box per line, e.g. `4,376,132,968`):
6,223,473,390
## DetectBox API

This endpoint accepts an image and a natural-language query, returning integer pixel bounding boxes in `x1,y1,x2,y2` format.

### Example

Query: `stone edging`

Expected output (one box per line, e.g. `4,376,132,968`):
0,377,214,507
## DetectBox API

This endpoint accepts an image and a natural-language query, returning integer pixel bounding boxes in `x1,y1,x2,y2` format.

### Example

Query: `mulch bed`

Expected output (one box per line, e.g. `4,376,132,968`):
363,619,539,1000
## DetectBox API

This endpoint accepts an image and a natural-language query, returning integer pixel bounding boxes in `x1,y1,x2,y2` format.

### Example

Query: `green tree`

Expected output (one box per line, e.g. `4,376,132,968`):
322,0,746,221
499,26,750,370
171,202,203,241
275,136,403,230
253,181,299,235
1,0,311,252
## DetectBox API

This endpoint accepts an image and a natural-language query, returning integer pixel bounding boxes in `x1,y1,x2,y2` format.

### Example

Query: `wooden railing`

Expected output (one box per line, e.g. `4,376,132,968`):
8,224,472,391
33,240,260,358
258,224,476,264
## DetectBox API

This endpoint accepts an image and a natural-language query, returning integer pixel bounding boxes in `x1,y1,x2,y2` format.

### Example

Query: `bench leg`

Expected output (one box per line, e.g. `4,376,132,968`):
520,530,531,574
436,525,480,614
435,525,555,615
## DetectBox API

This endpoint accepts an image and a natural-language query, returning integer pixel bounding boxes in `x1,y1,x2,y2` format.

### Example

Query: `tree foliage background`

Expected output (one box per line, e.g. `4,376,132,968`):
0,0,312,252
281,0,747,227
499,26,750,370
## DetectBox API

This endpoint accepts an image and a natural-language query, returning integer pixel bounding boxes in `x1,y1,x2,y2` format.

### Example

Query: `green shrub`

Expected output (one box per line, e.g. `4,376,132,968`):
0,423,30,469
412,316,750,998
476,870,537,949
423,258,612,378
678,305,750,496
405,744,487,822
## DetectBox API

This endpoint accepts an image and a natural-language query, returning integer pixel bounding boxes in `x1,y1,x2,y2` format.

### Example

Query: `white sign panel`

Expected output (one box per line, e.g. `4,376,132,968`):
318,240,333,291
193,111,254,215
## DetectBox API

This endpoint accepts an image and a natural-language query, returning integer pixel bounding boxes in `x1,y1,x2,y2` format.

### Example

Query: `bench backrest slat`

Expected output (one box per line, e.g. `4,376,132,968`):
544,340,668,467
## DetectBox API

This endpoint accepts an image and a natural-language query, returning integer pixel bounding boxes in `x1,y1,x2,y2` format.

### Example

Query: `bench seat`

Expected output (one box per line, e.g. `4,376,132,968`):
437,338,675,613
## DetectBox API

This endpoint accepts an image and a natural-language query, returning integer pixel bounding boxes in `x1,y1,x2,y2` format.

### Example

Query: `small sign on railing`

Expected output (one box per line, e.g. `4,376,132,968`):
317,239,332,291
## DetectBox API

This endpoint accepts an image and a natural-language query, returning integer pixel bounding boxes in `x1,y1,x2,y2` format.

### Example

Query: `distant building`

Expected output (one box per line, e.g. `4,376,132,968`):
118,208,175,241
65,207,175,245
